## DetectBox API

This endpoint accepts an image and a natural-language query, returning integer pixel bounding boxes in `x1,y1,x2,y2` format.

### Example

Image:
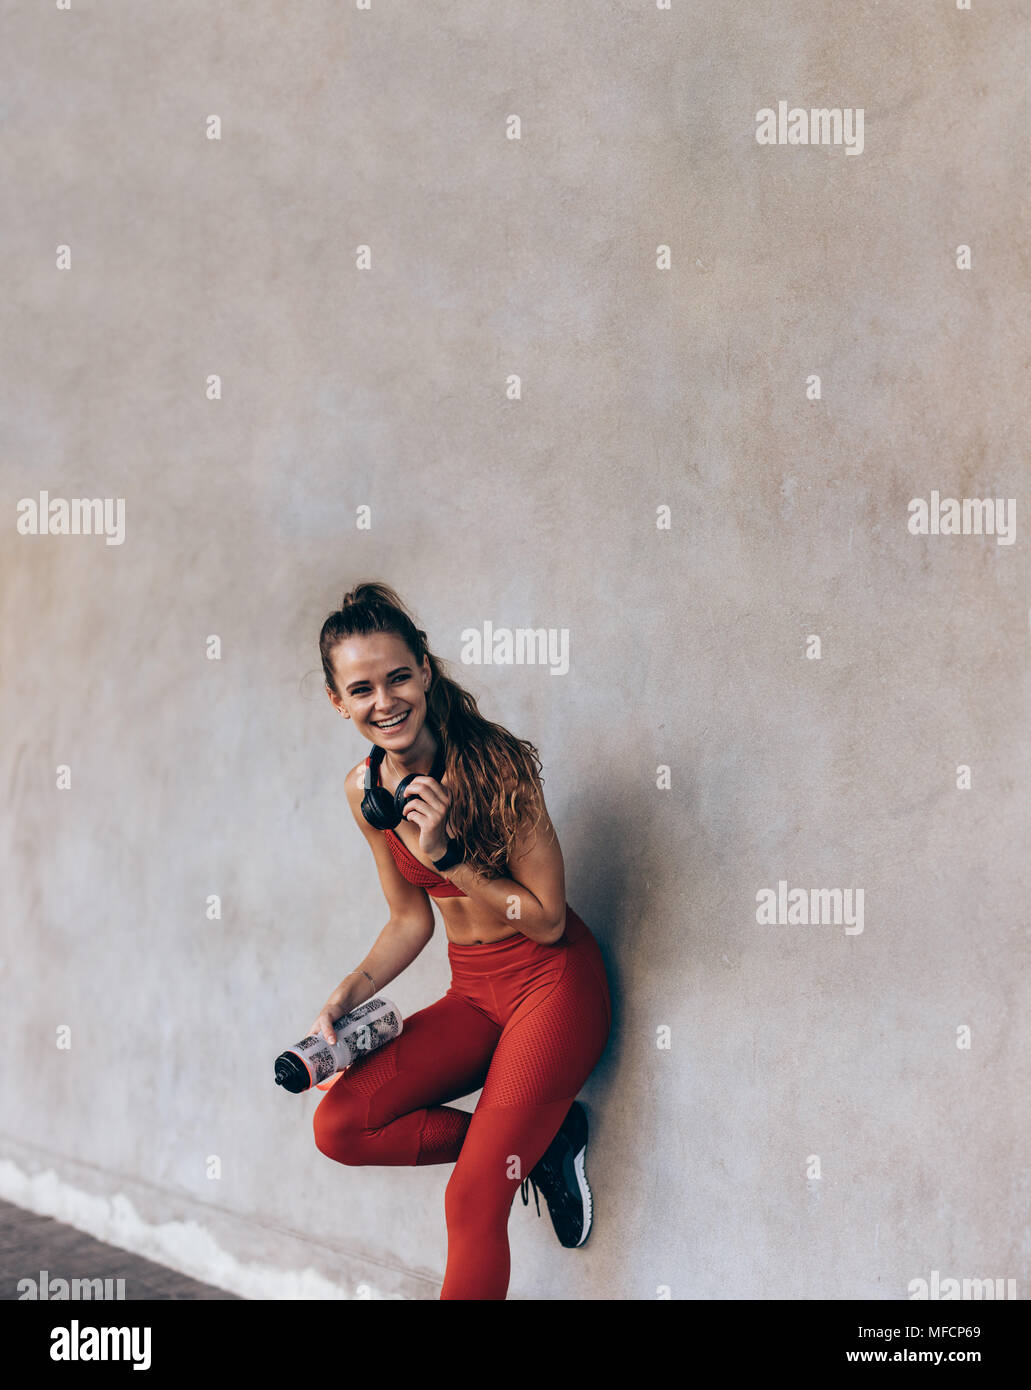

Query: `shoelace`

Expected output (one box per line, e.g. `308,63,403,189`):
520,1112,576,1220
520,1175,542,1217
521,1146,566,1218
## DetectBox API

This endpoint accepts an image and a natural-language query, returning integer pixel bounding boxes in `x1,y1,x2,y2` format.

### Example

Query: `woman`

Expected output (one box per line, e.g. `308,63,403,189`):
309,581,612,1300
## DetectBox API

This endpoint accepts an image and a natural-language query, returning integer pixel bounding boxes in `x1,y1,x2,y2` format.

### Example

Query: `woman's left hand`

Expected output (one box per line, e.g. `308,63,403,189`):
400,776,453,860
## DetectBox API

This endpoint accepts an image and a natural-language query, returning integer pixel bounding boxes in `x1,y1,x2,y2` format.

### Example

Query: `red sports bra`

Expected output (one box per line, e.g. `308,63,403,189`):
369,754,469,899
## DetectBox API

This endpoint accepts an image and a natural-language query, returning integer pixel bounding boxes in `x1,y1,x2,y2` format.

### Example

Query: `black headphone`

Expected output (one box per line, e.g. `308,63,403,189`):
361,741,447,831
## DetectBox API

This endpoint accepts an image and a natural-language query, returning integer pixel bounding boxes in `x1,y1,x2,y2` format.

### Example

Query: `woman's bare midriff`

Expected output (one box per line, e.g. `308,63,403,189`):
389,817,522,946
437,895,523,946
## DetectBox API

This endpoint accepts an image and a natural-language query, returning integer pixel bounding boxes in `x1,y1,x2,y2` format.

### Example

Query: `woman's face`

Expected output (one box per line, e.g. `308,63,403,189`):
328,631,430,748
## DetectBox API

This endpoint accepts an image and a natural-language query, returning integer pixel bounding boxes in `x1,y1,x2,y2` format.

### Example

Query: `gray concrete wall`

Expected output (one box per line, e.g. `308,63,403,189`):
2,2,1028,1300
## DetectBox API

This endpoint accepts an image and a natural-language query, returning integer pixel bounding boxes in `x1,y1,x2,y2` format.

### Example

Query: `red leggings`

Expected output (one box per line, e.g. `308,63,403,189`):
312,904,612,1299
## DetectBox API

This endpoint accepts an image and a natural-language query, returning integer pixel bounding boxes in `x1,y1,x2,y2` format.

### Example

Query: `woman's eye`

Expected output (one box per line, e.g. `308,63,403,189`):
356,675,408,696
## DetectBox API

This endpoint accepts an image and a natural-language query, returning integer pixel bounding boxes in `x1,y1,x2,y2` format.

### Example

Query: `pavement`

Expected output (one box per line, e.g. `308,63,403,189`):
0,1198,240,1300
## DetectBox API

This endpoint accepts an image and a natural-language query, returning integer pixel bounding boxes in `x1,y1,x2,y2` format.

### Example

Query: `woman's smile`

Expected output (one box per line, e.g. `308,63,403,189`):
372,709,411,732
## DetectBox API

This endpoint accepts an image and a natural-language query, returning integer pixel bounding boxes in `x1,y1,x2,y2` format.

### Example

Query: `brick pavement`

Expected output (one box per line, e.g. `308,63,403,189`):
0,1198,240,1300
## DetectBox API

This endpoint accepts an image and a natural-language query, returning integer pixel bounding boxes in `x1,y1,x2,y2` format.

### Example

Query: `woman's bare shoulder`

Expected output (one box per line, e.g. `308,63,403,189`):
343,757,371,821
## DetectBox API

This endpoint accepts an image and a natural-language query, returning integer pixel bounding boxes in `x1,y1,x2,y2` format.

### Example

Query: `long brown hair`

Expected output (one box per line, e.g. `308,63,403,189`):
320,581,547,880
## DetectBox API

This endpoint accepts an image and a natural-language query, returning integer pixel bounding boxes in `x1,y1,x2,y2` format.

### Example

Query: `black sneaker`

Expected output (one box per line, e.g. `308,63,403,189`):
520,1101,593,1248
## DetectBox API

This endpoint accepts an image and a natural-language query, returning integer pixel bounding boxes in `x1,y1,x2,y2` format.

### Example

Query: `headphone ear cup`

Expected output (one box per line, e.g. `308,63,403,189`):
361,788,401,830
393,773,417,825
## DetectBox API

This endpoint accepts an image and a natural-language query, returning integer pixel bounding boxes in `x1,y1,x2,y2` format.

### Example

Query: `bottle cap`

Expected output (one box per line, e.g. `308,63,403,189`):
274,1053,310,1093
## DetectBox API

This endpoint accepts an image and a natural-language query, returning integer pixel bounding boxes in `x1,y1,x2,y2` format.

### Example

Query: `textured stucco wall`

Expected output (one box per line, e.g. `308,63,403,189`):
2,2,1028,1300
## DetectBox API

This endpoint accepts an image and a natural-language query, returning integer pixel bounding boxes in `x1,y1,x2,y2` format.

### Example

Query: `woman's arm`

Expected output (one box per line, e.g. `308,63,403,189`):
331,762,436,1005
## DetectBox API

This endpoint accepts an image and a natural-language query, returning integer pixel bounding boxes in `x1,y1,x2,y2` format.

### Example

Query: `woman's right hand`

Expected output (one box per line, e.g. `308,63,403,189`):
307,984,355,1047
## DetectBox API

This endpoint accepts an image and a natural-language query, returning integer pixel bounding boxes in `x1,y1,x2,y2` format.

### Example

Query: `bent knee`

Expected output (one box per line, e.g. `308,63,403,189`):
313,1118,374,1165
312,1094,372,1165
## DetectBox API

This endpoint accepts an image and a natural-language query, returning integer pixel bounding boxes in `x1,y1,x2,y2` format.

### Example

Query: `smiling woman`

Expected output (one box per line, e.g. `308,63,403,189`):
320,590,552,897
302,580,613,1301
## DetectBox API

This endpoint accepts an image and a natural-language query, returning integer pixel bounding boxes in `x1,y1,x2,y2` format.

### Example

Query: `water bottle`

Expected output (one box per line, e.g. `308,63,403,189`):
274,996,403,1093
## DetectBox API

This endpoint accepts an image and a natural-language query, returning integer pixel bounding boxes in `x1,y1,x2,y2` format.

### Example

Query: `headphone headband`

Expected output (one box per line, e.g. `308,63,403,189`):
361,738,446,830
363,739,445,789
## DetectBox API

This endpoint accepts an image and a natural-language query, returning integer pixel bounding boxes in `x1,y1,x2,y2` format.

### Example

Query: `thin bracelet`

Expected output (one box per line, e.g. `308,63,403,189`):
356,969,375,990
